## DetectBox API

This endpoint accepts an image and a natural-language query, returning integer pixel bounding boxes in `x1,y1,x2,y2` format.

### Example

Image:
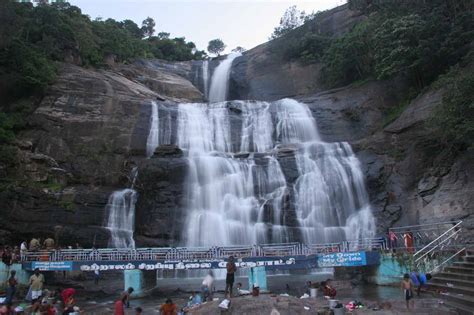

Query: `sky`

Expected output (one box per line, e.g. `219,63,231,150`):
69,0,346,53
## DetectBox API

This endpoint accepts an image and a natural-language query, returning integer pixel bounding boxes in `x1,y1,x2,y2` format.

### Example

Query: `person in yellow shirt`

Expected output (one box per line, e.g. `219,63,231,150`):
29,268,45,300
43,238,55,250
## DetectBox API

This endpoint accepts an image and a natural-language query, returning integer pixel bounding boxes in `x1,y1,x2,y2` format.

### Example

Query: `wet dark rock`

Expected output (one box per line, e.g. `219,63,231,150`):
152,145,183,158
134,157,188,247
417,176,440,196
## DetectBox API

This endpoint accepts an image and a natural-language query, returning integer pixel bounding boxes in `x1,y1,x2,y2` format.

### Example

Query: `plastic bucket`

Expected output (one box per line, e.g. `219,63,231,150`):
310,288,317,298
329,299,339,308
333,307,345,315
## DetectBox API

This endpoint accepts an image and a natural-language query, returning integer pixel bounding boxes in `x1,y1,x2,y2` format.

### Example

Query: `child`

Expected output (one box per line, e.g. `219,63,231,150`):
236,283,250,295
401,274,414,309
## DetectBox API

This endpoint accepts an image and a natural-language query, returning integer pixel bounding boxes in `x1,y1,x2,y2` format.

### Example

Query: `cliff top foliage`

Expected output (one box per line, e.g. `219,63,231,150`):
0,1,206,104
278,0,473,89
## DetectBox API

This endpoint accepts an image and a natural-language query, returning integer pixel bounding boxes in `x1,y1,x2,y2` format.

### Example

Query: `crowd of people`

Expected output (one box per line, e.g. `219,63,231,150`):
0,267,86,314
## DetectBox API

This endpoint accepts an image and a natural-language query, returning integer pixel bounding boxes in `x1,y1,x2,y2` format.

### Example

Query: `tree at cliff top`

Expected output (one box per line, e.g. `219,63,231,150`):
207,39,226,56
232,46,246,53
141,16,155,38
270,5,306,39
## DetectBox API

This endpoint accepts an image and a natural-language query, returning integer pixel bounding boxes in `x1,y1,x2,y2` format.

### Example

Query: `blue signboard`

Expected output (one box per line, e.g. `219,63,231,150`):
22,251,380,272
24,255,318,271
74,255,318,272
317,251,367,267
32,261,73,271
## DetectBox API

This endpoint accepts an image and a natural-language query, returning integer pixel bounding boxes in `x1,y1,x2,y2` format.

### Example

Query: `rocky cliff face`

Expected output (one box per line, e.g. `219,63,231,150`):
0,61,203,247
229,4,366,101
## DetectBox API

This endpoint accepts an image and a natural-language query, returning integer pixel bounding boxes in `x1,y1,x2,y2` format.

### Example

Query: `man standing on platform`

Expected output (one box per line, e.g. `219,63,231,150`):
225,256,237,298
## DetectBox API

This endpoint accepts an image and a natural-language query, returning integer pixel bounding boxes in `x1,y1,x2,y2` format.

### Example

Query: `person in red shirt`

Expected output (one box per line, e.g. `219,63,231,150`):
114,295,127,315
403,232,414,253
160,298,177,315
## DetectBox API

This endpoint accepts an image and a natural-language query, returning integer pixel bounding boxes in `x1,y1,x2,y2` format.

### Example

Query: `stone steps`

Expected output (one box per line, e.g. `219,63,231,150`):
453,261,474,268
437,271,474,282
431,276,474,288
443,300,474,315
430,252,474,313
428,282,474,296
437,290,474,310
445,266,474,274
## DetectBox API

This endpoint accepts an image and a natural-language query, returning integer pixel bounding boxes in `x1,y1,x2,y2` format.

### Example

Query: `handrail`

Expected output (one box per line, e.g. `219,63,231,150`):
428,247,466,274
415,228,462,264
389,220,461,232
20,238,387,262
414,221,462,258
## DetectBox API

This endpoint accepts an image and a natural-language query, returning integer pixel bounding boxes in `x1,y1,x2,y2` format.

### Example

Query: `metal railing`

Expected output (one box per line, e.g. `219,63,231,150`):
20,238,386,263
414,221,463,267
389,220,464,252
428,247,466,274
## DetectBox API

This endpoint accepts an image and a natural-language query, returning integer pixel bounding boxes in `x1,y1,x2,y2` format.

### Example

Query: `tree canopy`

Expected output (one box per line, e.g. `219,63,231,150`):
207,39,226,56
270,5,306,39
232,46,246,53
141,17,155,38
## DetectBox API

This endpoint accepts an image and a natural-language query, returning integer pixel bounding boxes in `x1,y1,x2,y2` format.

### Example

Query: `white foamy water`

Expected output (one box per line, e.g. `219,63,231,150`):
142,52,375,248
208,53,241,103
202,60,209,100
105,188,137,248
146,101,159,158
170,99,375,246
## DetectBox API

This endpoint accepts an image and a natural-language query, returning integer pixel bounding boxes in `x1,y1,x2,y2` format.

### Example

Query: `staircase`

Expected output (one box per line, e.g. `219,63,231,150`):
429,250,474,315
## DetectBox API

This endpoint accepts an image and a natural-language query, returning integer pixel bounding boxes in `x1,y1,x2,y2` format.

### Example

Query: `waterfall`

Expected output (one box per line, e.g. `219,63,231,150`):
202,60,209,100
208,53,241,103
168,99,376,246
142,52,375,248
146,101,159,158
105,188,137,248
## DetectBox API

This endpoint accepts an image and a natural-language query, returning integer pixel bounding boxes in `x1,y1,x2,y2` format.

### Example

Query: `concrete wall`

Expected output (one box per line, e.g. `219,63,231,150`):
0,263,31,288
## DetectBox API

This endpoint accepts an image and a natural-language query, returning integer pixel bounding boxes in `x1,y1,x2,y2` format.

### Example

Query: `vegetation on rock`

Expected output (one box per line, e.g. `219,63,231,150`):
279,0,473,90
270,5,311,39
432,62,474,149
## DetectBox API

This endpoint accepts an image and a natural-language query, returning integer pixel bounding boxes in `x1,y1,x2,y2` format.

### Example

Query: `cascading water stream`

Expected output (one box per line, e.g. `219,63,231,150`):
202,60,209,100
104,165,140,248
208,52,241,103
105,188,137,248
173,99,375,246
146,101,159,158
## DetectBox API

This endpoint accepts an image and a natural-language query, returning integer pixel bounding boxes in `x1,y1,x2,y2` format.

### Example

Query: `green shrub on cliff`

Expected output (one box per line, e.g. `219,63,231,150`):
433,65,474,148
321,20,375,86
